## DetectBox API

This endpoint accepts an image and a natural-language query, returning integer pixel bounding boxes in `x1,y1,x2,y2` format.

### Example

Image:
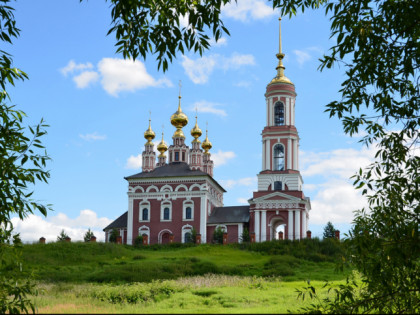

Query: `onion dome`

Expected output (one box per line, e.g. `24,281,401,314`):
144,119,155,143
201,130,212,154
190,116,202,142
268,17,294,86
170,96,189,129
157,132,168,156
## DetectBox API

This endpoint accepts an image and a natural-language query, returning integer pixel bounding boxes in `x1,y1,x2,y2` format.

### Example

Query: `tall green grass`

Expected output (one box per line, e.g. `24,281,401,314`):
22,239,349,284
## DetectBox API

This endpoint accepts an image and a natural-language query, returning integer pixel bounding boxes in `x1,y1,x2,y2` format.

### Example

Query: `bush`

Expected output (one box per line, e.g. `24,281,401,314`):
109,229,119,243
240,227,250,243
213,227,224,244
134,235,143,248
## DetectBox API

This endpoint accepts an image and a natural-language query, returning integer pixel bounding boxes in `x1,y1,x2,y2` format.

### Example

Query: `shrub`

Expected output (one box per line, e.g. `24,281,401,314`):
240,227,250,243
213,227,224,244
109,229,119,243
134,235,143,248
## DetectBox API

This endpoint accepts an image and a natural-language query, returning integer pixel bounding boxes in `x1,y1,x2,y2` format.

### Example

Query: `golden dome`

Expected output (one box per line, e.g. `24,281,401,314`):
173,128,186,139
144,119,155,143
190,116,202,142
157,132,168,156
201,130,212,154
170,96,188,129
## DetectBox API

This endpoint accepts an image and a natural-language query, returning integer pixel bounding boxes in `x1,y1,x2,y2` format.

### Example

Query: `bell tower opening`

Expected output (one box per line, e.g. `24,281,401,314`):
274,101,285,126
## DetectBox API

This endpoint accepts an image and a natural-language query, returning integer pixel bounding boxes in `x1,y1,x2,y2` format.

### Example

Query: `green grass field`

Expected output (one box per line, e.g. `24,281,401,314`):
21,240,350,313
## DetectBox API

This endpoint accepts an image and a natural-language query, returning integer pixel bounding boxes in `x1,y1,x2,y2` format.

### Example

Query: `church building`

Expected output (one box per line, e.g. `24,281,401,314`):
103,18,311,244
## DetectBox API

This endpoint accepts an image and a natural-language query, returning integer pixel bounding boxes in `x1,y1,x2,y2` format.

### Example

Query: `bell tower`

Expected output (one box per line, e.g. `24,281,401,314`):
249,17,310,242
259,17,302,192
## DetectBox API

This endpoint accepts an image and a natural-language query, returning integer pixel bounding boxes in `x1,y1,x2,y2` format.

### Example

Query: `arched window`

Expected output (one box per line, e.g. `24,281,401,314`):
142,208,148,221
183,201,194,221
273,144,285,171
274,102,285,126
163,207,170,220
161,201,172,221
185,207,192,220
274,181,283,190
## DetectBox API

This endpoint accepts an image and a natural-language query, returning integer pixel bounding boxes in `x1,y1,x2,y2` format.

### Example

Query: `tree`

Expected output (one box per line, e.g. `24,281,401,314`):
134,235,143,247
109,228,119,243
322,221,336,239
83,228,95,242
0,1,51,313
57,230,69,242
213,227,224,244
273,0,420,313
94,0,231,71
241,227,250,243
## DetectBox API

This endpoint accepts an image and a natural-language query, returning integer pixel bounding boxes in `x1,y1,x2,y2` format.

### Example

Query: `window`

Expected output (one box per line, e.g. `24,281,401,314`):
175,152,179,161
273,144,285,171
274,181,283,190
161,202,172,221
186,207,192,220
142,208,148,221
274,102,285,126
163,208,170,220
183,201,194,221
182,152,185,161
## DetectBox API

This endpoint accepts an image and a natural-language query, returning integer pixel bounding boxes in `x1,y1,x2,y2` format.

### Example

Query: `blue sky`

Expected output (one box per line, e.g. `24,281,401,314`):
9,0,373,242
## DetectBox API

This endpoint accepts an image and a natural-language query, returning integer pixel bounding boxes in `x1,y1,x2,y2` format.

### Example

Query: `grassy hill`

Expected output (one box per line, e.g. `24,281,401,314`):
22,239,349,283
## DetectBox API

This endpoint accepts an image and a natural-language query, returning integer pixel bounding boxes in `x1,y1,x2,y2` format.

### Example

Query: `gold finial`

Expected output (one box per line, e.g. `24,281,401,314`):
201,122,212,154
191,115,202,142
171,82,189,138
144,115,156,143
269,16,293,85
157,126,168,156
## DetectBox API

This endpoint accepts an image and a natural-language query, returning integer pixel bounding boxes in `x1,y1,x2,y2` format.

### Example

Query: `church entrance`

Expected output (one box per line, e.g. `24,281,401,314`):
161,232,171,244
270,217,286,240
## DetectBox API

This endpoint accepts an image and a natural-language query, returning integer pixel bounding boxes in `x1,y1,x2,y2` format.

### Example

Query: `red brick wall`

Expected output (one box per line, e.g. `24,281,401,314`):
132,195,202,244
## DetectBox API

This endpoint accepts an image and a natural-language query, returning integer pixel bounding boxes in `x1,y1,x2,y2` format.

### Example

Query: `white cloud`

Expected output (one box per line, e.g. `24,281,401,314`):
209,37,228,47
181,55,217,84
301,146,377,224
98,58,172,96
182,53,255,84
237,197,250,204
61,58,172,96
191,101,227,117
73,70,99,88
308,180,368,224
125,154,142,170
211,150,236,167
79,132,107,141
220,177,257,189
60,60,94,76
11,209,113,243
222,0,277,22
301,146,376,179
293,50,311,67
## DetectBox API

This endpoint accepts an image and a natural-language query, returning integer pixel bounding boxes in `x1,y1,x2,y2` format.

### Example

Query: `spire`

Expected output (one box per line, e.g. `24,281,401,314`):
170,80,188,138
269,17,293,85
191,115,202,142
157,127,168,157
144,113,156,144
201,123,212,154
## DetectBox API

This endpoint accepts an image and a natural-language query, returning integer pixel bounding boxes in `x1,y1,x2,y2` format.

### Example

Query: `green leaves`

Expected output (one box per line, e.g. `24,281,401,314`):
276,0,420,313
102,0,231,71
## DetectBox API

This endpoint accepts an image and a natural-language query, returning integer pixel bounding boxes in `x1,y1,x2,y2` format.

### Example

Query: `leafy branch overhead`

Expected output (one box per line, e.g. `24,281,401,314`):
97,0,231,71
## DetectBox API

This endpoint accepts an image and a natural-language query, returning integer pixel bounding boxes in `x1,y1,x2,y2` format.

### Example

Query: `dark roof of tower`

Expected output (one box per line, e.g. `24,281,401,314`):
103,211,127,231
125,162,226,192
207,206,250,224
